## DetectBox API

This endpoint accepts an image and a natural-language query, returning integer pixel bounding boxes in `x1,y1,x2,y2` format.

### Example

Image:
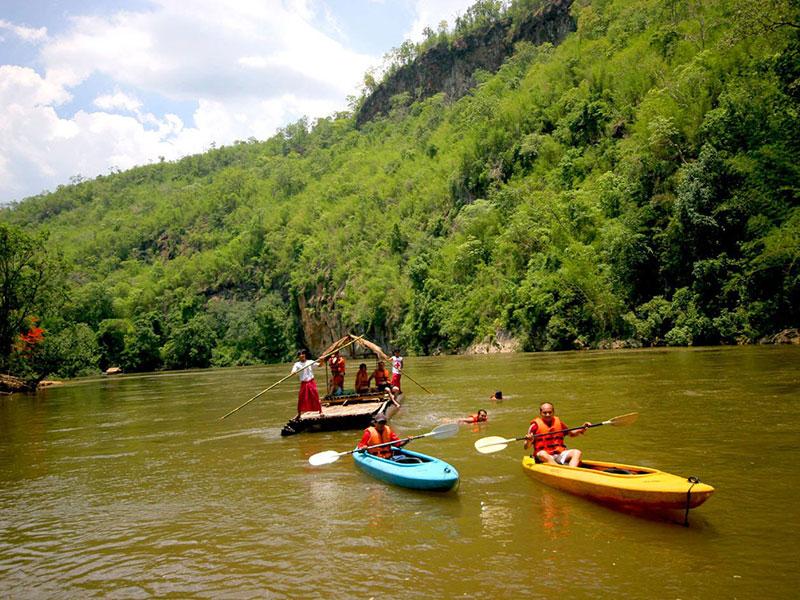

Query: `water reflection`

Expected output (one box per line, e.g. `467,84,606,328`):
538,489,572,539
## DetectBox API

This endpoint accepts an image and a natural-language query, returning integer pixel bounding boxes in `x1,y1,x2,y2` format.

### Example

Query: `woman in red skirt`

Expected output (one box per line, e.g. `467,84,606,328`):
291,349,322,419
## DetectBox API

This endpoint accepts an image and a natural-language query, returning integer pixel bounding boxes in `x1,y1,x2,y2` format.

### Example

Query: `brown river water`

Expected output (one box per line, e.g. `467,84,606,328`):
1,346,798,598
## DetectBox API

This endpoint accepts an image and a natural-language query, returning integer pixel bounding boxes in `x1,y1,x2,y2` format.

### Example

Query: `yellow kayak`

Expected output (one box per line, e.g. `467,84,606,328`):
522,457,714,512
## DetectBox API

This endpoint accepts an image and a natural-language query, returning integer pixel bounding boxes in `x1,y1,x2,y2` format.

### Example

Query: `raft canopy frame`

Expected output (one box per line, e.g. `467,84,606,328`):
319,334,391,399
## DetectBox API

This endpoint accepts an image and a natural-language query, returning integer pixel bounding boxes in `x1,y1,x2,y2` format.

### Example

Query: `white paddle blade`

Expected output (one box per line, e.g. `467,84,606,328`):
474,436,513,454
607,412,639,427
308,450,343,466
429,422,460,439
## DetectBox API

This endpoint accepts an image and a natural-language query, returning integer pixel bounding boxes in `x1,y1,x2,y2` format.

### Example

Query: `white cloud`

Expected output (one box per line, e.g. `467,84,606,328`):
0,65,71,106
0,0,481,203
405,0,477,42
39,1,371,102
0,18,48,43
0,0,377,203
93,90,143,113
284,0,315,22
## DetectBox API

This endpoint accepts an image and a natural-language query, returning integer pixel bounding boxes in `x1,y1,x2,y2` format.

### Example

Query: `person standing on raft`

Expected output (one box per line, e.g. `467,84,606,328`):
291,349,323,419
327,350,346,396
390,349,403,392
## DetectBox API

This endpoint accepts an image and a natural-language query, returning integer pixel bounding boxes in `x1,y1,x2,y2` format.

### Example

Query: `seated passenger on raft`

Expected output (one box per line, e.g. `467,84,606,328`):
354,363,370,394
368,361,392,392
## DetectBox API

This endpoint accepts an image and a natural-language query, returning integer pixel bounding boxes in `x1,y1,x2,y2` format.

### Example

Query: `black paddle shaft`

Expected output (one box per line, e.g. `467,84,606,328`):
519,421,599,441
355,434,421,453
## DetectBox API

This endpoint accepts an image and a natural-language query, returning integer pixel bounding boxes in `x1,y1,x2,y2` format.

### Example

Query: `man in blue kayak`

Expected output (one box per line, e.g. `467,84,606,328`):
524,402,591,467
357,413,406,459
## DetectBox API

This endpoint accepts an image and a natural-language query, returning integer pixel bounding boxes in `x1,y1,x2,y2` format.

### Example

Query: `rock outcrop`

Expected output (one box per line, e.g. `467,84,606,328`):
356,0,575,127
0,374,28,394
761,328,800,344
0,374,61,393
465,330,521,354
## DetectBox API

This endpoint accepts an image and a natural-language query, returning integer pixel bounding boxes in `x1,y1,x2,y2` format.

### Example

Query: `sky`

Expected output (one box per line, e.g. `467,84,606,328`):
0,0,477,205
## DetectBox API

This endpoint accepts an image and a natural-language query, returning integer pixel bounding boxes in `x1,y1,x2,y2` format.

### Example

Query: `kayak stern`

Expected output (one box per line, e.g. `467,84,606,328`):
522,457,714,512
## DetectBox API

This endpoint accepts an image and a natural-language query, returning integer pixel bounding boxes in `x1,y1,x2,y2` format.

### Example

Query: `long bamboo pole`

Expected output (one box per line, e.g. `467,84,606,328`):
219,335,365,420
397,367,433,395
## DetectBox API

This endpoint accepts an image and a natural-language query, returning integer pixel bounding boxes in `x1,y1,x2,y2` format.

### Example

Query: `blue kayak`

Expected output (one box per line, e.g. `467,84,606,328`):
352,447,459,491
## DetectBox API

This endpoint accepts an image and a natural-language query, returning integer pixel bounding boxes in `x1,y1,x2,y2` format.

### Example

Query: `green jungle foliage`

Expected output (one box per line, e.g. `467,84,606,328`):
1,0,799,380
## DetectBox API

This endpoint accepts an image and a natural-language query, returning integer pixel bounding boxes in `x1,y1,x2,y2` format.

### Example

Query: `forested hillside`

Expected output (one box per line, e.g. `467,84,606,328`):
2,0,798,382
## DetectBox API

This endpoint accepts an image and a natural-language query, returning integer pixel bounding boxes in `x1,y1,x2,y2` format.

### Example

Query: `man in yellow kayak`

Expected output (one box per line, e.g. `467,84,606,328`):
524,402,591,467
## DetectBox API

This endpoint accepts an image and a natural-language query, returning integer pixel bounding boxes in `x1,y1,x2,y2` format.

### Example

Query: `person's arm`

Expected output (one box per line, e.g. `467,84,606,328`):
357,430,371,449
390,430,407,448
568,422,592,437
523,423,537,449
368,372,375,384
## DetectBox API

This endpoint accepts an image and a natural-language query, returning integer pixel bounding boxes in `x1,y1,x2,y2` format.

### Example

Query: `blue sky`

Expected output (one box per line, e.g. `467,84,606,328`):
0,0,476,204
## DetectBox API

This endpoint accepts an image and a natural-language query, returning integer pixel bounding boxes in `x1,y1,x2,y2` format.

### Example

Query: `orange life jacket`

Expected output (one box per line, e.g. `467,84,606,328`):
373,369,389,385
468,413,487,423
531,416,566,455
329,356,345,375
355,370,369,389
366,425,396,458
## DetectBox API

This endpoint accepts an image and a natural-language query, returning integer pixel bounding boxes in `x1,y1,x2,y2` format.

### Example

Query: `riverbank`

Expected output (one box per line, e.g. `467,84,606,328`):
462,328,800,354
0,374,63,394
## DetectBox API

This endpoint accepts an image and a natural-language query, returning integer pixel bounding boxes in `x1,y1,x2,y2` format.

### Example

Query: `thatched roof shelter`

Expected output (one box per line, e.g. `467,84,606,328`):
319,334,389,362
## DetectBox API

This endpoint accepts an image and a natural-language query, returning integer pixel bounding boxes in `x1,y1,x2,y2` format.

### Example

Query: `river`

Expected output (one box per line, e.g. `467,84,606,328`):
1,346,798,598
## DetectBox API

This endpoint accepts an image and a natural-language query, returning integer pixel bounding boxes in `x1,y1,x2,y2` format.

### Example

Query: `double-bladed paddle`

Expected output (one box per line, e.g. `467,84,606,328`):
308,422,459,466
473,412,639,454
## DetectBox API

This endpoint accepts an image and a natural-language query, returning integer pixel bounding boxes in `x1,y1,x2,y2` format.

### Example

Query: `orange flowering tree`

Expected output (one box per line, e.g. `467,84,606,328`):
0,224,63,379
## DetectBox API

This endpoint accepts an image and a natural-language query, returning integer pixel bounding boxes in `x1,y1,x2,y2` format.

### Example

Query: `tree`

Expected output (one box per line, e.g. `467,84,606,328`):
40,323,100,378
0,224,63,374
97,318,132,370
121,312,164,372
162,313,217,370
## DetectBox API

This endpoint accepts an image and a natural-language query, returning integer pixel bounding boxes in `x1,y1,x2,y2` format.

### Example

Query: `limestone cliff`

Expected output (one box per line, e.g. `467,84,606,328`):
356,0,575,127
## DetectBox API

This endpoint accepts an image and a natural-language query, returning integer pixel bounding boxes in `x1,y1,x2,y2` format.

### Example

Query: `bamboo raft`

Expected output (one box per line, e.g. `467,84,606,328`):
280,391,402,436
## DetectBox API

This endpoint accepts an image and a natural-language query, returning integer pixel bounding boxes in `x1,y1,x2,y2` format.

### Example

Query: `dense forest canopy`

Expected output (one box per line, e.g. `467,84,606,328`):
1,0,798,382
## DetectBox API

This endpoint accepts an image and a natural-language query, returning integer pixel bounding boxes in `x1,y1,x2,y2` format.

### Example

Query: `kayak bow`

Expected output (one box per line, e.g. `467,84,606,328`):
353,448,459,491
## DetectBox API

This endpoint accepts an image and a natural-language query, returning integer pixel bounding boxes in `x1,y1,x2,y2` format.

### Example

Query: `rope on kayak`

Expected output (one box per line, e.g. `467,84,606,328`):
683,476,701,527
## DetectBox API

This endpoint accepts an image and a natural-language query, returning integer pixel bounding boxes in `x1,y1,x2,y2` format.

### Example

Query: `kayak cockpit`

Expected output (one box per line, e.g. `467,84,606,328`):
578,462,652,476
356,449,432,465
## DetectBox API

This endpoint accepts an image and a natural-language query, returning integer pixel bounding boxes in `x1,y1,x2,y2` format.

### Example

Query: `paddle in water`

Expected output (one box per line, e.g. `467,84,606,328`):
308,422,459,466
473,412,639,454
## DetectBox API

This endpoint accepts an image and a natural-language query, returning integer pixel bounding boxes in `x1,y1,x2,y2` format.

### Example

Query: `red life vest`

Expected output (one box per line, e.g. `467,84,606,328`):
366,425,395,458
531,416,567,455
373,369,389,385
329,356,345,375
